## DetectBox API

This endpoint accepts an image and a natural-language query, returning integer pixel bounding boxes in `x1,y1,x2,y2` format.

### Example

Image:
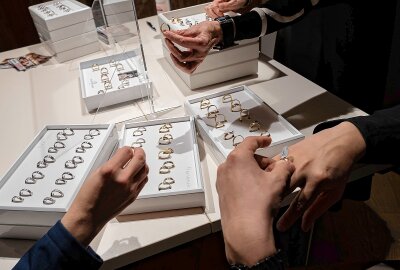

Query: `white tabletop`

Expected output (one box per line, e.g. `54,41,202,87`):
0,15,376,269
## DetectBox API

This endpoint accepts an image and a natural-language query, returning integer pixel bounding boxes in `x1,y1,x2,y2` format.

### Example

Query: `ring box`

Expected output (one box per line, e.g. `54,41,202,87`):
184,85,305,163
158,3,259,89
120,116,205,214
0,124,118,239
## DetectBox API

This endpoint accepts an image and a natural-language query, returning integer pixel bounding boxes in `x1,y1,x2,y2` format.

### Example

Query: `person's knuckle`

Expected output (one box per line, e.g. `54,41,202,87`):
226,151,240,164
99,164,115,177
312,169,330,182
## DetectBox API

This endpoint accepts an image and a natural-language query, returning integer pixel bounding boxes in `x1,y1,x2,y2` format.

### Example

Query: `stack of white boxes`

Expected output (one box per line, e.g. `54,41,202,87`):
102,0,136,42
29,0,100,63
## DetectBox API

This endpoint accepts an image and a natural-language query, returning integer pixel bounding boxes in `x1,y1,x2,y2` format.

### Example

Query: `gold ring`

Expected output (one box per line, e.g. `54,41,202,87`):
159,126,170,133
230,99,241,112
158,182,172,191
162,123,173,129
224,131,234,140
160,22,171,32
100,67,108,75
158,150,172,160
132,129,144,136
163,161,175,169
249,121,261,132
101,74,110,83
159,136,172,145
240,109,250,121
159,165,171,174
163,177,175,185
232,135,244,147
222,94,233,103
200,98,211,109
207,105,219,118
104,81,112,90
131,141,143,148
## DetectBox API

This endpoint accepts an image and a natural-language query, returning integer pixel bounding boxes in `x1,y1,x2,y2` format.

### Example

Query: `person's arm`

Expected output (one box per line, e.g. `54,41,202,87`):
14,147,149,270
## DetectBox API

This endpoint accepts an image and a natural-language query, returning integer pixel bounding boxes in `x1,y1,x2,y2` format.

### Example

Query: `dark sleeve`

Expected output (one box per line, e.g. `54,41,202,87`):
313,105,400,164
13,221,103,270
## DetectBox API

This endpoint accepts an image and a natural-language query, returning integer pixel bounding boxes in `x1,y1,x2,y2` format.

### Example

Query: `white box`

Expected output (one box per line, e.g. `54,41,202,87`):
103,0,133,16
106,11,136,26
185,85,305,163
39,30,98,54
158,4,259,89
29,0,93,32
79,50,152,111
34,19,96,42
0,124,118,239
43,39,100,63
120,116,205,214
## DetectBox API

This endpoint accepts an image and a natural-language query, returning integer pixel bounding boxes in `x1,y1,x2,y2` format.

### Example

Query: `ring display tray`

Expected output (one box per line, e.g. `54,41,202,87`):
0,124,118,239
120,116,205,214
79,49,152,111
158,3,259,89
185,85,305,164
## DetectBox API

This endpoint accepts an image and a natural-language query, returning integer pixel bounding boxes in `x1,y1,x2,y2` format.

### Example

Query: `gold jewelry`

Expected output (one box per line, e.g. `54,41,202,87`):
222,94,233,103
162,161,175,169
232,135,244,147
159,135,172,145
158,182,172,191
260,130,271,137
101,74,109,83
224,131,234,140
249,121,261,132
159,125,170,133
160,22,171,32
158,150,172,159
131,141,143,148
118,79,129,89
207,105,219,118
104,81,112,90
230,99,241,112
163,177,175,184
132,129,144,136
214,113,227,129
92,64,99,71
239,109,250,121
100,67,108,75
200,98,211,109
159,165,171,174
12,196,24,203
163,123,172,129
137,127,146,132
116,63,124,71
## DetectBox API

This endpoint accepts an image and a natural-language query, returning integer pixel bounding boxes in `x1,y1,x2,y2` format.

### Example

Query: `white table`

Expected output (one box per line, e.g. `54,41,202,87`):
0,15,381,269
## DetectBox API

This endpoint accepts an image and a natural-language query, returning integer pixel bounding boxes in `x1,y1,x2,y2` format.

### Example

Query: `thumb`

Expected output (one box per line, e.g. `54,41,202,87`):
235,136,272,154
218,0,237,12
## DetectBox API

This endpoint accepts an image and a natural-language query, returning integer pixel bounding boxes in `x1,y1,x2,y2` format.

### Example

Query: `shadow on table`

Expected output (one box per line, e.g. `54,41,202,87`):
116,207,205,223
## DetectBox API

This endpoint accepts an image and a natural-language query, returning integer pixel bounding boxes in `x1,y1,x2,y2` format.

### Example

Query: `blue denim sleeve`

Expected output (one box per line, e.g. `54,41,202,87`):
13,220,103,270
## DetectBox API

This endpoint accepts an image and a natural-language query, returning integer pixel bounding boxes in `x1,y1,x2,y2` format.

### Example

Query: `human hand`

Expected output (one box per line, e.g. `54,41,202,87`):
205,0,247,19
163,21,222,74
61,147,149,246
276,122,366,232
217,136,294,266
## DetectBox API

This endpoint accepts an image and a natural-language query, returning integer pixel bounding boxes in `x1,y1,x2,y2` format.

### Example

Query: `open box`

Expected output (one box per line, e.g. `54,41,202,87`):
185,85,305,163
0,124,118,239
158,3,259,89
120,116,205,214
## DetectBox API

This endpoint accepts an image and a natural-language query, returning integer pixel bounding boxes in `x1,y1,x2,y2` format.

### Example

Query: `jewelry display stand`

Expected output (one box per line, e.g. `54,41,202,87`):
0,124,118,239
120,116,205,214
185,85,305,164
158,3,259,89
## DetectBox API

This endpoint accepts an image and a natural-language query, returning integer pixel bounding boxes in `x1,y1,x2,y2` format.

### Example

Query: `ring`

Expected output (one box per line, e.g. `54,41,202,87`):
72,156,84,164
160,22,171,32
135,138,146,144
81,141,93,149
132,129,144,136
163,134,173,140
54,141,66,149
163,161,175,169
12,196,24,203
240,109,250,121
20,189,32,197
62,172,74,180
163,123,172,129
116,63,124,71
200,98,210,109
158,182,172,191
44,155,56,163
159,126,170,133
131,141,143,148
104,81,112,90
92,64,99,71
48,146,58,153
84,134,94,140
137,127,147,132
230,99,242,112
163,177,175,185
51,189,64,198
232,135,244,147
100,67,108,75
89,129,101,136
43,197,56,205
101,74,110,83
76,146,85,153
207,105,219,119
159,165,170,174
224,131,234,140
249,121,261,132
109,59,117,67
260,131,271,137
25,177,37,184
159,135,172,145
158,150,171,160
214,114,227,129
63,128,74,136
98,90,105,95
65,160,77,169
57,132,67,141
37,160,47,168
222,94,233,103
55,178,67,185
32,171,45,179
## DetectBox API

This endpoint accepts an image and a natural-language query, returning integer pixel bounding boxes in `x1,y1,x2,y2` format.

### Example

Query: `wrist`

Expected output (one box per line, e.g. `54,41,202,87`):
210,21,223,44
336,121,366,161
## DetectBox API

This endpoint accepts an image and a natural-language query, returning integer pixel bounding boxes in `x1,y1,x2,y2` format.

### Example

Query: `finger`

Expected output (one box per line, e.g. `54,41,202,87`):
276,182,319,232
108,146,134,169
165,39,205,63
131,165,149,193
218,0,240,12
211,4,224,17
170,53,201,74
234,136,272,154
254,154,275,170
122,147,146,181
164,31,207,50
136,177,148,194
268,159,295,182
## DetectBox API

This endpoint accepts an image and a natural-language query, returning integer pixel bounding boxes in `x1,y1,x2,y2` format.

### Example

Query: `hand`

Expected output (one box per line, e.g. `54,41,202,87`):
61,147,149,246
205,0,247,19
276,122,366,232
163,21,222,74
217,136,295,266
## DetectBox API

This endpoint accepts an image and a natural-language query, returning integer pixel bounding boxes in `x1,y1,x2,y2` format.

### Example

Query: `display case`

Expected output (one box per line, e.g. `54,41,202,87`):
0,124,118,239
158,3,259,89
185,85,305,163
119,116,205,214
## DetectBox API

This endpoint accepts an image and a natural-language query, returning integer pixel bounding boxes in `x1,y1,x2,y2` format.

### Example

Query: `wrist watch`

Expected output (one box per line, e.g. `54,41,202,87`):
229,249,285,270
214,15,236,50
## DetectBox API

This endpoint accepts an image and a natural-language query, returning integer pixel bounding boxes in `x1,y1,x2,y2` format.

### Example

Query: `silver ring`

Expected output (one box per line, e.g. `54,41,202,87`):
51,189,64,198
37,160,47,168
71,156,83,164
65,160,77,169
57,132,67,141
84,134,94,140
25,177,37,184
163,177,175,185
44,155,56,163
76,146,86,153
61,172,73,180
63,128,74,136
32,171,45,179
89,129,101,136
55,178,67,185
158,182,172,191
48,147,58,153
54,141,66,149
163,161,175,169
81,141,93,149
20,189,33,197
43,197,56,205
12,196,24,203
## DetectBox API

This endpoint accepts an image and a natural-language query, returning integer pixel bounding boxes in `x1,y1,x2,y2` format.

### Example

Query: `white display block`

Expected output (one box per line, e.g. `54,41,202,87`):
79,50,152,111
158,3,259,89
34,19,96,42
29,0,93,32
0,124,118,239
119,116,205,214
39,30,98,54
185,85,305,163
106,11,136,26
103,0,133,16
43,39,100,63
